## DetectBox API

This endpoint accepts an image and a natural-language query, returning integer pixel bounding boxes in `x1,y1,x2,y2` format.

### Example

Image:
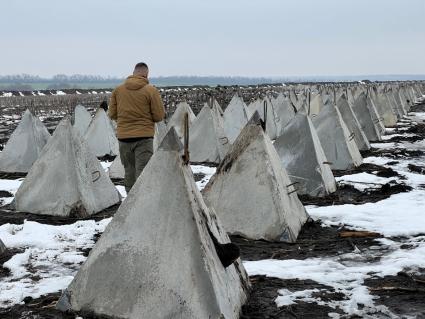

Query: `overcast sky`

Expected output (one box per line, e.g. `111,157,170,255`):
1,0,424,77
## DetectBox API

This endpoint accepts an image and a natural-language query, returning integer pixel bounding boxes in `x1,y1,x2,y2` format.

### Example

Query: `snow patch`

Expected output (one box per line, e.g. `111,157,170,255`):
0,219,111,307
190,165,216,191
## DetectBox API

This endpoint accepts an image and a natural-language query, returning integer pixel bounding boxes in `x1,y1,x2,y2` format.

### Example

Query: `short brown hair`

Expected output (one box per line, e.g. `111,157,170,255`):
135,62,148,69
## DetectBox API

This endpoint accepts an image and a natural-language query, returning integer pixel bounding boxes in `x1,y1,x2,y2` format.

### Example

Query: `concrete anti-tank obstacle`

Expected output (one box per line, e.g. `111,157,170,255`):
336,94,371,151
189,101,230,164
223,94,249,144
14,118,121,217
274,113,337,197
352,92,383,142
203,124,309,242
271,93,296,137
57,129,249,319
164,101,196,141
369,87,398,127
312,100,363,170
84,108,119,157
72,104,92,137
0,109,50,173
247,97,279,140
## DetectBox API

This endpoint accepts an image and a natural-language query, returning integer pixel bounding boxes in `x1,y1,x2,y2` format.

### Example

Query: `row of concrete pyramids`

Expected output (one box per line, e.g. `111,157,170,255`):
0,83,423,318
0,107,117,174
56,83,423,318
1,83,423,220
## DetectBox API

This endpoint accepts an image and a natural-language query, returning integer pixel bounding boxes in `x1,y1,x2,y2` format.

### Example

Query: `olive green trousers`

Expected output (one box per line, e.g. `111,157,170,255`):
119,138,153,193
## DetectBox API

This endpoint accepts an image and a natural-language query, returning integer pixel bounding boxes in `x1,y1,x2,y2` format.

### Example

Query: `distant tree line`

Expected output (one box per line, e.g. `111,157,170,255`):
1,74,424,91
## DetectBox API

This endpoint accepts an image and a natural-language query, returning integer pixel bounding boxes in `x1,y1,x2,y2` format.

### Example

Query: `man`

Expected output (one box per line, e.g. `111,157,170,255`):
109,62,165,193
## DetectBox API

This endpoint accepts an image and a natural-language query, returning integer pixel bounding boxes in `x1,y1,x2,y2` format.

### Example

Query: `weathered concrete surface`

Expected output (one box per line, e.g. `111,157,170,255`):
203,124,308,242
271,93,296,137
165,101,196,140
370,88,398,127
336,94,371,151
223,94,249,144
14,119,120,217
58,145,249,319
108,153,125,180
312,101,363,170
72,104,92,137
0,109,50,173
152,121,167,150
189,102,230,164
352,92,383,142
274,113,336,197
247,97,279,140
84,108,119,157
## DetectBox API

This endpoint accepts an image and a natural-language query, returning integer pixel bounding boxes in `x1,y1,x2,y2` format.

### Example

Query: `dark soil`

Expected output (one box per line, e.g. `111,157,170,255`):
241,276,344,319
362,147,425,159
300,182,411,206
300,163,411,206
0,190,13,197
0,204,119,227
0,172,26,180
365,270,425,318
232,219,383,262
408,163,425,175
97,155,116,162
332,163,401,178
0,248,22,279
410,103,425,113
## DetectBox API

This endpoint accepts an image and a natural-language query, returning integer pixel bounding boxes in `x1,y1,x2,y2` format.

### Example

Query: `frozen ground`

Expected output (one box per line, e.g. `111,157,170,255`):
0,111,424,318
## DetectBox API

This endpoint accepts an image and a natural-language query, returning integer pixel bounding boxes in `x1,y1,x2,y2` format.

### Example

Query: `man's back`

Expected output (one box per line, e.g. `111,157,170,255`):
109,75,165,139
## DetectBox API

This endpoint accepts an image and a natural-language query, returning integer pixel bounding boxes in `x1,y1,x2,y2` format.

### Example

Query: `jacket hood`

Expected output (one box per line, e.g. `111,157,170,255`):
124,75,149,90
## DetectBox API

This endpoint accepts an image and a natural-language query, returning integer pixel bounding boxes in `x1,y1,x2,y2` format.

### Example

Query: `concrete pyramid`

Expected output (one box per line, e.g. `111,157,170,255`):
386,88,404,119
384,87,403,120
391,89,407,116
223,94,249,144
84,108,119,157
203,124,309,242
0,109,50,173
370,87,398,127
108,154,125,180
336,94,371,151
247,97,279,139
366,92,386,132
398,88,410,113
312,101,363,170
271,93,296,136
72,104,92,137
274,113,336,197
165,101,196,140
57,140,249,319
152,120,167,150
189,102,230,164
212,98,224,116
156,126,184,152
352,92,383,142
14,119,121,217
